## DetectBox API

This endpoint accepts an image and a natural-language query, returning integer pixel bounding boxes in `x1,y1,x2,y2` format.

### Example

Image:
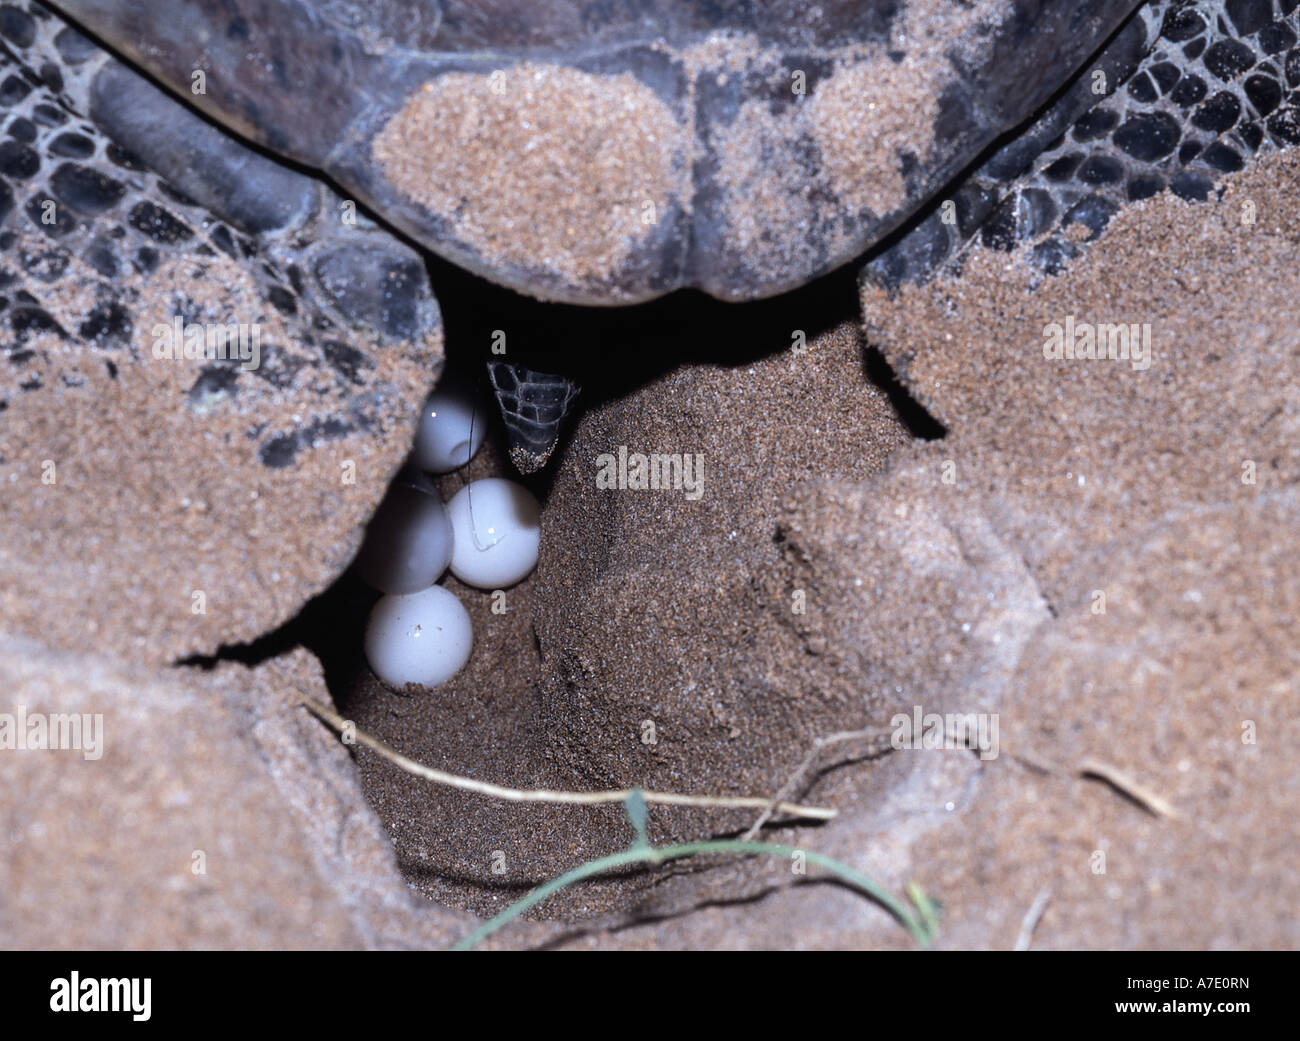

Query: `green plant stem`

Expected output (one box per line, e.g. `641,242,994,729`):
453,839,931,950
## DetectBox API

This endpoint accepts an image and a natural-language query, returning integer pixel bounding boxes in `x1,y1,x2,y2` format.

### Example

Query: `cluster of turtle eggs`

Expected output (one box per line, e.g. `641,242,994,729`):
355,382,541,689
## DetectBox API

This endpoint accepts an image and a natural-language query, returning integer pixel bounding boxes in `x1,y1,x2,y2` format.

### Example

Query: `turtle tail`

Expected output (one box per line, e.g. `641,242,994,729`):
485,361,581,474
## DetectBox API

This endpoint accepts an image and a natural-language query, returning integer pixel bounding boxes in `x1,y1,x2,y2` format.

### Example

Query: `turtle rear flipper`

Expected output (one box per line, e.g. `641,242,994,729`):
866,0,1300,291
864,0,1167,290
0,0,444,440
0,0,443,658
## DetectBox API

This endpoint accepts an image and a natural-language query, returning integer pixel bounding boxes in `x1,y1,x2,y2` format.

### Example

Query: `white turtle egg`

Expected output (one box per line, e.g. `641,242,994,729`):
411,381,486,473
364,586,473,689
446,478,541,589
354,480,454,594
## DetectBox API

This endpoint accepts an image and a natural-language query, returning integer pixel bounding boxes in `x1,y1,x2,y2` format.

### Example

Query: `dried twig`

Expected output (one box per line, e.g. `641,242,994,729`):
1013,886,1052,951
299,697,836,822
1078,757,1181,820
1013,750,1182,821
741,726,893,840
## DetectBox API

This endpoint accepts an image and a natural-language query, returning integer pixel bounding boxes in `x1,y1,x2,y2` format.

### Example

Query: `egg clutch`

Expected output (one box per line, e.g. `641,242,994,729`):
354,380,541,689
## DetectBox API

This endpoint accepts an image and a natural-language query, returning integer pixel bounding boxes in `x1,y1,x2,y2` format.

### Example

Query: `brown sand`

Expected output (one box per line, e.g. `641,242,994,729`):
808,0,1011,217
700,0,1013,290
531,321,915,803
373,65,686,287
0,639,463,948
859,150,1300,599
810,60,942,218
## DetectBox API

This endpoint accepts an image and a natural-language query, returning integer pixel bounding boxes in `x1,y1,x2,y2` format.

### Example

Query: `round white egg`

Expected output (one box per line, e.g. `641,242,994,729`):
411,381,486,474
354,481,454,594
446,478,541,589
364,586,473,689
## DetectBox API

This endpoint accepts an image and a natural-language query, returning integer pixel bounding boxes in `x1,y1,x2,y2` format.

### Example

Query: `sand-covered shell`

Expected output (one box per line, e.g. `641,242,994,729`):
52,0,1139,303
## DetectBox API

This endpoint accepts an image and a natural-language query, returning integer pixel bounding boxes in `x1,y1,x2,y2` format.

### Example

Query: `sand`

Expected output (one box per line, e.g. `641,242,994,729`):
808,0,1013,218
373,64,686,288
339,148,1300,946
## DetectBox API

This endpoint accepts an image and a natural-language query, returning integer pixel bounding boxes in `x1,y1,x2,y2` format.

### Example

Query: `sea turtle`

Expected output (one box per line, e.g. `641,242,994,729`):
5,1,1300,472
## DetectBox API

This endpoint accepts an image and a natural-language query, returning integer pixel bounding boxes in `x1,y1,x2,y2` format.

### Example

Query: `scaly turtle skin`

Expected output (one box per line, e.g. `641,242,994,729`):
485,361,582,473
0,2,442,468
866,0,1300,290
